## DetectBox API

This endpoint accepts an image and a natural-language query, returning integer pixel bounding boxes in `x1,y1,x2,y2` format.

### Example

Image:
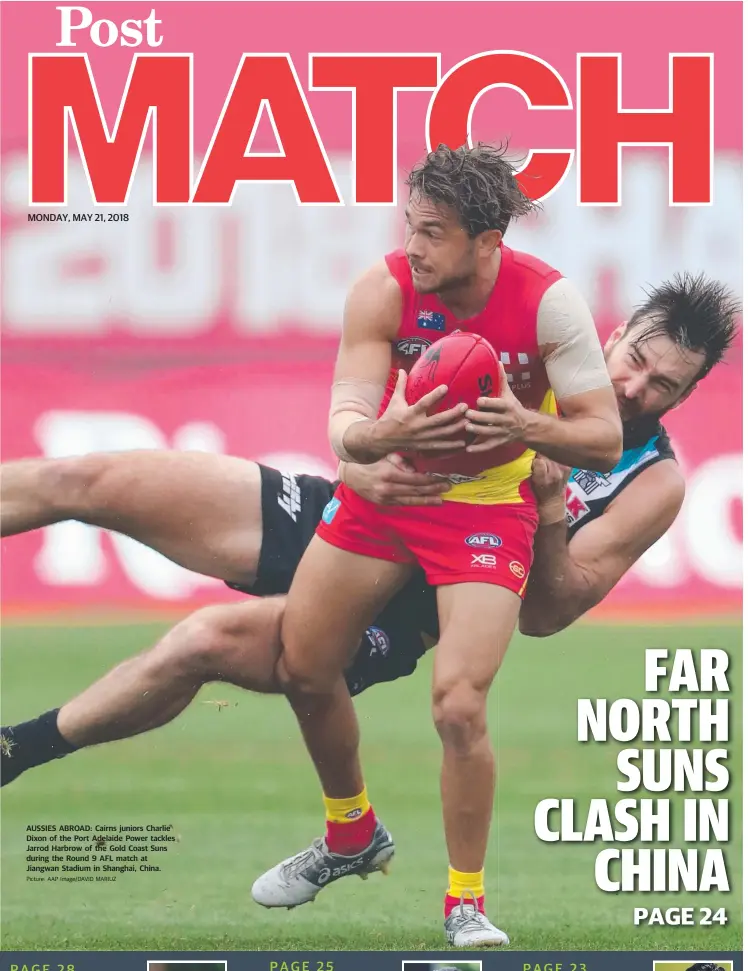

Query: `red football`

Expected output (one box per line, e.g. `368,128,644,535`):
405,331,501,412
404,331,503,476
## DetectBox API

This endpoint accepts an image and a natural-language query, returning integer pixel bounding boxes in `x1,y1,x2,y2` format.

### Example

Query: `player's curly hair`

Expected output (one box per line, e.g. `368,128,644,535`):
685,963,726,971
626,273,741,383
406,143,538,238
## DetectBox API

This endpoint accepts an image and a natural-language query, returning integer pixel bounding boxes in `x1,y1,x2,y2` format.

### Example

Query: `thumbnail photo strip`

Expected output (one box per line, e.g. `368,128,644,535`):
403,963,483,971
652,961,734,971
147,963,228,971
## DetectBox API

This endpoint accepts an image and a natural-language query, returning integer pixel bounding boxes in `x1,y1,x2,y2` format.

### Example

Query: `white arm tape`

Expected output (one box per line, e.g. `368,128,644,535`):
537,278,611,400
329,379,385,462
330,414,372,462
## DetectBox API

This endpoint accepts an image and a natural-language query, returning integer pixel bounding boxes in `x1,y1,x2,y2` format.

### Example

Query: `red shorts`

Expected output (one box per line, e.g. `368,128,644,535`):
316,482,538,596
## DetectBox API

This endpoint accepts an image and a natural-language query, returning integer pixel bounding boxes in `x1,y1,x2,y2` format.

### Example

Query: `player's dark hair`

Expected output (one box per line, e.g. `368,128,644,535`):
406,143,538,237
626,273,740,383
686,963,725,971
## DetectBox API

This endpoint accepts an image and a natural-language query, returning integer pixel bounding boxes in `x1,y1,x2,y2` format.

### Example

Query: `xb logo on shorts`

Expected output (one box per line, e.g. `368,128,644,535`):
322,497,341,524
467,533,501,568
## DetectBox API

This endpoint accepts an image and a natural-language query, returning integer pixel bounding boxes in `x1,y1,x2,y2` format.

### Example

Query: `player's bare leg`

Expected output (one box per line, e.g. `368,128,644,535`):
434,582,519,948
252,537,411,908
0,599,286,786
0,451,262,586
59,598,286,742
277,539,410,797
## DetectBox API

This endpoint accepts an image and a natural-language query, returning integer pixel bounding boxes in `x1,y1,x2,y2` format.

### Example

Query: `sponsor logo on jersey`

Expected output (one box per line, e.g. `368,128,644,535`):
509,560,526,579
471,553,497,568
277,472,302,522
416,309,446,331
396,337,431,358
565,482,590,525
429,471,484,484
465,532,502,548
572,468,610,495
499,351,533,390
322,497,341,524
567,437,661,512
365,626,390,657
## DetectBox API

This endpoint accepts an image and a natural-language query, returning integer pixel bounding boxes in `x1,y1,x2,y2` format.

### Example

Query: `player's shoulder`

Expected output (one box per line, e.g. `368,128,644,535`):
537,275,588,309
646,456,685,501
506,246,570,319
612,456,685,519
345,258,403,321
508,245,563,283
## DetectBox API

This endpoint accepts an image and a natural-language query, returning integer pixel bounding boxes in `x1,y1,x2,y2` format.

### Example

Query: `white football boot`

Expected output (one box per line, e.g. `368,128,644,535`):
251,818,394,908
444,891,510,947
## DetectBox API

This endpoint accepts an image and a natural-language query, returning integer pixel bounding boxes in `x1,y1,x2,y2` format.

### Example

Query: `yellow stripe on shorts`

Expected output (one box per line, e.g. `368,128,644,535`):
443,389,558,505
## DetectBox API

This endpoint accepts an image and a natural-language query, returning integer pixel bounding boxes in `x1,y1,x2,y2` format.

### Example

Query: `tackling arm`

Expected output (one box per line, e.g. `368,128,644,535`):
519,460,685,636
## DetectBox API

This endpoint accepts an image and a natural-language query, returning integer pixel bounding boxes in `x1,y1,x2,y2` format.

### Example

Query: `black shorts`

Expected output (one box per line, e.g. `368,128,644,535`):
227,465,438,697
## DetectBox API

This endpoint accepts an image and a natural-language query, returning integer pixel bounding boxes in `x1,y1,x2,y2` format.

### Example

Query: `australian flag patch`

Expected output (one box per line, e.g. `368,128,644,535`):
416,309,446,331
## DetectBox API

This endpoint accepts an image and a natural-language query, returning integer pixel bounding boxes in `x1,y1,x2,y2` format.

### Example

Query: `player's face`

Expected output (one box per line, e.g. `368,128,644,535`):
404,195,483,293
604,320,707,421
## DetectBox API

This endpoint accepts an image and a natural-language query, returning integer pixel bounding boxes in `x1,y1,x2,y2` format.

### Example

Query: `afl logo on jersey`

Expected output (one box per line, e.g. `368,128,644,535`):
396,337,431,359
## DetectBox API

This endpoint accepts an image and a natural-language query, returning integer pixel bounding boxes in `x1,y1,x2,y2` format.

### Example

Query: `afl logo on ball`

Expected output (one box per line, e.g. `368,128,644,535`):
509,561,526,579
396,337,432,358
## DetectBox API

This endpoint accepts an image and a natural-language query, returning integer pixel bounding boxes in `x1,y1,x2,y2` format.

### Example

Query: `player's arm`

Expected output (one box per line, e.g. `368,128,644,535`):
328,262,401,464
519,458,685,636
330,262,468,465
338,454,452,506
526,277,621,470
465,278,623,472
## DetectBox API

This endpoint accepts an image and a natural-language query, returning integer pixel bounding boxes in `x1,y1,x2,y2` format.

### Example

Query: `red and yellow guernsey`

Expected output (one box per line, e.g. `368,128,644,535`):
380,244,559,504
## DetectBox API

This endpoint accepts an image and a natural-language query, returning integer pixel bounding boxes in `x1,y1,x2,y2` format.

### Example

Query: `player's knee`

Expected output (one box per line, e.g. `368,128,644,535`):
157,600,285,692
154,607,240,680
276,652,332,697
432,679,488,750
277,618,337,696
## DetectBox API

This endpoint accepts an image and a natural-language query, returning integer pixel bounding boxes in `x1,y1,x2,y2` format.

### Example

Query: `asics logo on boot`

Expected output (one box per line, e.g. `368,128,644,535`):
315,859,363,886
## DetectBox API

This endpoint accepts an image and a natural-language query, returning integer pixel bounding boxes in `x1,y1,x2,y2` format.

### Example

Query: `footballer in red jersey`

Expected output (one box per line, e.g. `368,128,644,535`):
252,143,622,946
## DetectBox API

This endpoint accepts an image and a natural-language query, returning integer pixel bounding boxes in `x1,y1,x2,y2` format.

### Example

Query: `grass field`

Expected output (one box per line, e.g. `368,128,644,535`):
0,620,742,952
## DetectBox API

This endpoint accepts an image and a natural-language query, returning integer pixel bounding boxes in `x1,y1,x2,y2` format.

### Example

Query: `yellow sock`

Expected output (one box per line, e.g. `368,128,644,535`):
323,788,371,824
447,866,485,900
